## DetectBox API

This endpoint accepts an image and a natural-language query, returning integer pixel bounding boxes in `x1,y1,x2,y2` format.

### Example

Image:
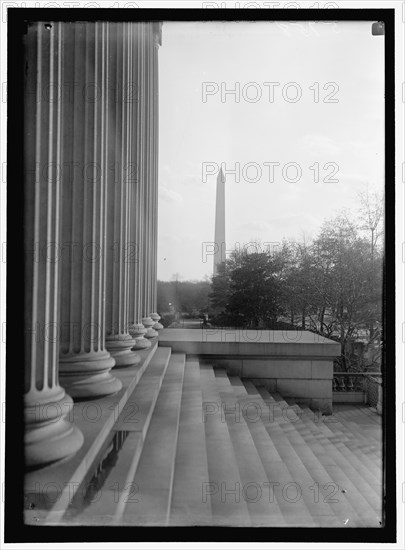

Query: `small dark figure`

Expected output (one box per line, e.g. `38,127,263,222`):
201,313,208,329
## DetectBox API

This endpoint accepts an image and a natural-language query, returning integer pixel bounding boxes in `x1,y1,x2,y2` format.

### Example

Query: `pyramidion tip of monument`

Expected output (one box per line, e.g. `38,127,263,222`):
217,165,226,184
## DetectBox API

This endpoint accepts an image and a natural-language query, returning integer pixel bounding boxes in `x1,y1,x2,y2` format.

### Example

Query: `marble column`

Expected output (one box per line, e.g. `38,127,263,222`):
150,24,163,331
128,23,151,350
24,22,83,468
142,24,158,339
59,22,122,398
104,23,140,367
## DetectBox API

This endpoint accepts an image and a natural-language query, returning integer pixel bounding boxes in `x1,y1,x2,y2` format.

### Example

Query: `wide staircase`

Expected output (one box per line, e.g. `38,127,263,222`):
60,347,383,528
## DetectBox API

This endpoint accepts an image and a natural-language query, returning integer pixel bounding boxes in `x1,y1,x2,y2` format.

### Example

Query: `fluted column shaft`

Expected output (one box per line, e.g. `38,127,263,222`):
138,23,147,326
150,24,163,330
24,22,83,468
58,22,122,398
141,24,158,338
141,24,153,334
104,23,140,367
152,25,159,313
128,23,151,349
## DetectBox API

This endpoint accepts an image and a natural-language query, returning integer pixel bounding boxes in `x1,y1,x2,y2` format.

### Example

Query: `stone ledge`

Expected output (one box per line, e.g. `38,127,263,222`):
333,392,365,403
159,329,341,358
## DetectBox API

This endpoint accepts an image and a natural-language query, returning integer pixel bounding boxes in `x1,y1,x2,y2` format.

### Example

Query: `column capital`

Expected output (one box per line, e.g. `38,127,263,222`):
152,21,162,47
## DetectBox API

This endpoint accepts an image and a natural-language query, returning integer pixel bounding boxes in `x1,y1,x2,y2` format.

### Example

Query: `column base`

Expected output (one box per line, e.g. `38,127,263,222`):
128,322,152,350
150,312,163,331
106,334,140,368
133,337,152,349
59,350,122,399
142,316,158,339
25,391,84,470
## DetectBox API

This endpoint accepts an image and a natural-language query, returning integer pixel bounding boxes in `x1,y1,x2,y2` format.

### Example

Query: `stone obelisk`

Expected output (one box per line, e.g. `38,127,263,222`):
213,167,226,276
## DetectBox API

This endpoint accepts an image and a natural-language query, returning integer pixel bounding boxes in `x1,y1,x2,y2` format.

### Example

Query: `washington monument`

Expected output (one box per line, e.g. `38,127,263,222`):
213,167,226,276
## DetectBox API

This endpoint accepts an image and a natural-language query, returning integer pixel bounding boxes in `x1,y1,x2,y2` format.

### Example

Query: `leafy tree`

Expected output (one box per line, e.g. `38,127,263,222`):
310,213,382,370
210,248,286,328
280,239,320,330
209,260,230,314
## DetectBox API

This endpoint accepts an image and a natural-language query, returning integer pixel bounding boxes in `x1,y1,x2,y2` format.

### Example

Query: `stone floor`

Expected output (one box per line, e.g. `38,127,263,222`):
37,347,383,528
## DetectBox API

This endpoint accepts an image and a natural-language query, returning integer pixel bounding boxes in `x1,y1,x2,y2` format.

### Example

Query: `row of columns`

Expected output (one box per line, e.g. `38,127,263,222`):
24,21,162,469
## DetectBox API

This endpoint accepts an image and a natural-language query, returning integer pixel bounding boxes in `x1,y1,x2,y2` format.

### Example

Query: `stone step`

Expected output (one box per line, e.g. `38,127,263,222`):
169,359,212,526
213,367,232,387
291,400,382,508
199,364,251,526
214,367,231,378
332,408,382,447
283,412,381,523
339,403,382,423
253,387,317,445
302,398,382,469
119,353,186,525
339,434,382,456
299,405,351,442
333,409,381,438
239,387,357,526
321,419,382,482
218,389,289,527
112,347,173,436
199,362,217,381
320,407,382,464
335,403,382,423
59,346,172,525
232,376,331,525
270,391,285,402
244,393,365,527
283,396,297,406
230,392,320,527
254,387,381,525
296,428,382,524
255,385,277,403
243,379,262,395
228,375,249,395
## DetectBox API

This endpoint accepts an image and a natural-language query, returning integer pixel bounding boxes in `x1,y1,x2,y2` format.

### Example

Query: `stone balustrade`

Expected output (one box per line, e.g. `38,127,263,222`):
332,372,383,413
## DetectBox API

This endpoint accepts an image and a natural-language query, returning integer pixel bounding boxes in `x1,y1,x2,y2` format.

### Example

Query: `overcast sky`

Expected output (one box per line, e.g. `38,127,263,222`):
157,20,384,281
